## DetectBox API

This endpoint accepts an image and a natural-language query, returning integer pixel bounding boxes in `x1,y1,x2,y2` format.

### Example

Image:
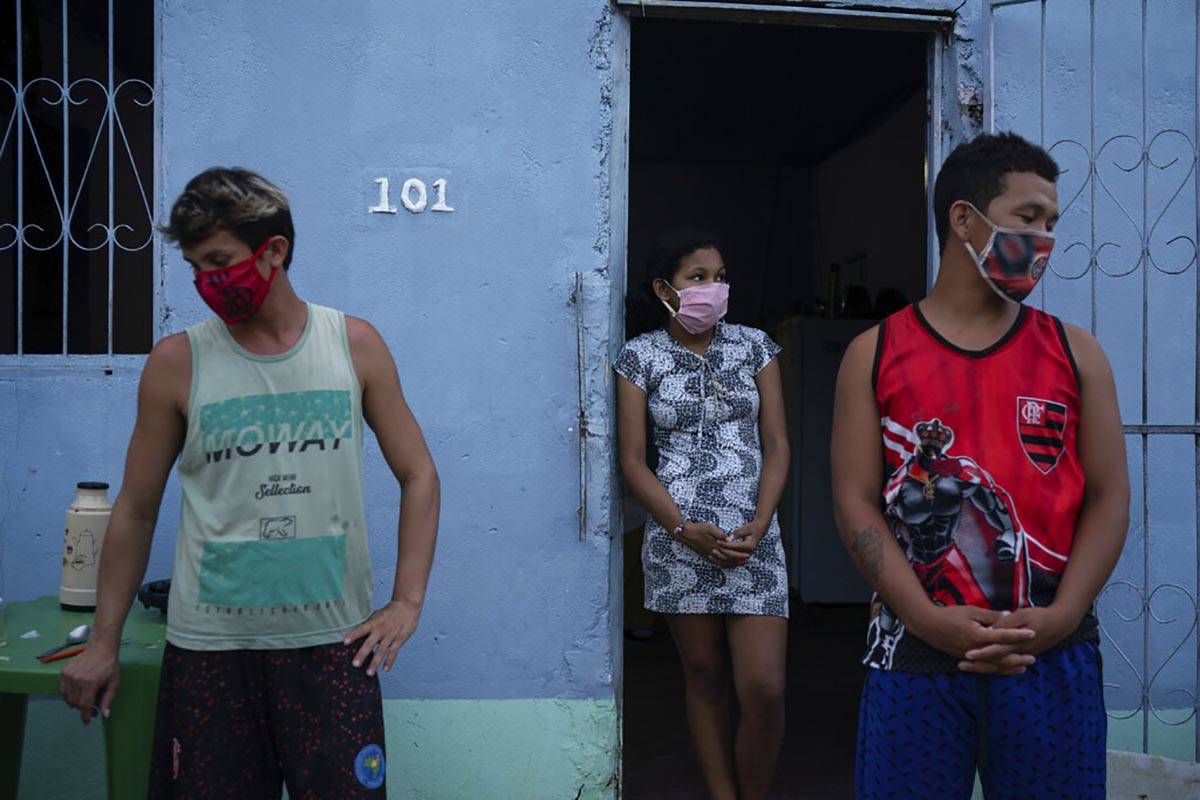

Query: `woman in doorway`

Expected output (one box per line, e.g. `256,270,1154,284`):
615,228,790,800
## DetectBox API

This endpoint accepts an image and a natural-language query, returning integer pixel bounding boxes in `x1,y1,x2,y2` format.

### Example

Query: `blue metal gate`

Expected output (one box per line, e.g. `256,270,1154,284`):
986,0,1200,762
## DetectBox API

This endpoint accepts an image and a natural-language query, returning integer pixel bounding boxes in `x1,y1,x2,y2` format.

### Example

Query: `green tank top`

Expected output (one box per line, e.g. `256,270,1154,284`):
167,303,373,650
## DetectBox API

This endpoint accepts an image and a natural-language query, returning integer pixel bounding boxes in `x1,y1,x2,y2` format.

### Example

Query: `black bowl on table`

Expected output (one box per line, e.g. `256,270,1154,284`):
137,579,170,614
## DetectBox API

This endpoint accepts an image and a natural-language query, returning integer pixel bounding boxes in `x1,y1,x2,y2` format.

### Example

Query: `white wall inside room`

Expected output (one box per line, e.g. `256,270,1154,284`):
782,89,930,604
813,91,929,311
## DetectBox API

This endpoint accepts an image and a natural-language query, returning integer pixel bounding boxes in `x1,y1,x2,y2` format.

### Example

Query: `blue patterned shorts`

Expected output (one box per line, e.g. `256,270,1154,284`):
856,641,1106,799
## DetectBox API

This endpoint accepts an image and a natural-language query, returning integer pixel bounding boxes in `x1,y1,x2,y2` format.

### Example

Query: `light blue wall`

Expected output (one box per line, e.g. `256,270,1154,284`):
5,0,1197,795
6,1,627,794
3,0,625,704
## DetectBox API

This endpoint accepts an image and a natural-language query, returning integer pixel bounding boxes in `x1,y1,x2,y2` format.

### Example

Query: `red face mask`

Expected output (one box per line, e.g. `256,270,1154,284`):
193,241,278,324
962,203,1055,303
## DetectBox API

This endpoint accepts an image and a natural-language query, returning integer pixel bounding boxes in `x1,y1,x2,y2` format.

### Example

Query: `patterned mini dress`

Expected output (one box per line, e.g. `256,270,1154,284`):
615,322,789,617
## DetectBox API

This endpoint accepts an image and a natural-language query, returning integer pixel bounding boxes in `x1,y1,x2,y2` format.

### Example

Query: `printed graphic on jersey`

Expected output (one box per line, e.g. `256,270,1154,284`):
255,472,312,500
258,516,296,540
868,417,1040,669
1017,396,1067,474
197,533,347,608
198,389,353,465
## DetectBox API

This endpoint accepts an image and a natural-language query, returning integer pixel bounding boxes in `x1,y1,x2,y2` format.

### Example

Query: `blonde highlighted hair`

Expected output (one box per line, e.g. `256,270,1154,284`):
160,167,296,269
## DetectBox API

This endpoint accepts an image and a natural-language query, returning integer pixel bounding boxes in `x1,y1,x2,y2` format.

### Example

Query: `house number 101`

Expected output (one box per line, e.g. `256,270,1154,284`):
369,177,454,214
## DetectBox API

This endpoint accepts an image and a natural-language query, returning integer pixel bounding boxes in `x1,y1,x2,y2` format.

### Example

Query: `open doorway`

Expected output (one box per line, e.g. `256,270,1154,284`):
620,17,929,799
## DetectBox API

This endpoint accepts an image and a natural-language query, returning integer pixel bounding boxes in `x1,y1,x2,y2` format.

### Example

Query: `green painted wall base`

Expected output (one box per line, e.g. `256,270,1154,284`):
381,699,618,800
17,697,617,800
17,699,1192,798
1106,708,1196,764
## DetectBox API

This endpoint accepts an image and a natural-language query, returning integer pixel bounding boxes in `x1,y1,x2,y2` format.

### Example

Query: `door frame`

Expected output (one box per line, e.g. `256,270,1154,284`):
606,2,961,794
610,0,957,301
614,0,953,31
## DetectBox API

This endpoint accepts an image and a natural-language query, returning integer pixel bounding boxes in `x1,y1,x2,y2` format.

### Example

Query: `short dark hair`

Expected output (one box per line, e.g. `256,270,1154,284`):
933,132,1059,252
160,167,296,270
626,227,722,336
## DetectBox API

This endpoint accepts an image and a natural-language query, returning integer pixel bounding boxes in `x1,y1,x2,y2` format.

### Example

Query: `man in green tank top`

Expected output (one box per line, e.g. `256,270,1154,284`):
60,168,440,797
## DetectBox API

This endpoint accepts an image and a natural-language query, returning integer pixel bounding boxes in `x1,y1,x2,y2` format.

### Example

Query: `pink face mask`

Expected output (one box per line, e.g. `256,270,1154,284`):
660,282,730,334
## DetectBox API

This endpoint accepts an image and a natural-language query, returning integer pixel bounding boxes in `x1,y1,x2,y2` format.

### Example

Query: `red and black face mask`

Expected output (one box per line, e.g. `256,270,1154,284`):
193,240,278,324
962,203,1055,303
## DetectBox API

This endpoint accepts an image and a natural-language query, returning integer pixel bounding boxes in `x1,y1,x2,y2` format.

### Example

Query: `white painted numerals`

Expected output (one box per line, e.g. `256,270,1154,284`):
369,178,396,214
369,177,454,215
431,178,453,212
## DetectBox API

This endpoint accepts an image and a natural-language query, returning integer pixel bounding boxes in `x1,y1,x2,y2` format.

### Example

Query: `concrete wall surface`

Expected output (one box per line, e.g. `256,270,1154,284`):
7,0,1200,796
7,0,625,796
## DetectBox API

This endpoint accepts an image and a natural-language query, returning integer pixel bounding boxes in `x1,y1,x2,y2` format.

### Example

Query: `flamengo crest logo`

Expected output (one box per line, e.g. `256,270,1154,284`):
1017,396,1067,474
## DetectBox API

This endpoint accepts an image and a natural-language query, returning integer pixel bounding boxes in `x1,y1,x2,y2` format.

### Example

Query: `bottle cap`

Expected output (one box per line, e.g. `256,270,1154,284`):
76,481,110,490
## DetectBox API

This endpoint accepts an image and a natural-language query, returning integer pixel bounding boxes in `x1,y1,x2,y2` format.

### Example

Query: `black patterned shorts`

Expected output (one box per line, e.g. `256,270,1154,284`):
149,641,387,799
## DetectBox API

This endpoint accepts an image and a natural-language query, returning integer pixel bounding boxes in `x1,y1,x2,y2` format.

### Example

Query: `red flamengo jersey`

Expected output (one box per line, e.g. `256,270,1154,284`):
863,303,1090,672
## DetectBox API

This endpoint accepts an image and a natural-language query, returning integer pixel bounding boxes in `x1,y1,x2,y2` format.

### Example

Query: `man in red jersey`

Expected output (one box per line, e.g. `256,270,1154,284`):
833,132,1129,799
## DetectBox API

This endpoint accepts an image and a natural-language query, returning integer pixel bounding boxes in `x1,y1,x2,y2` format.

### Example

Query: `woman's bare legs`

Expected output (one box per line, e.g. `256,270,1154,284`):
666,613,738,800
727,614,788,800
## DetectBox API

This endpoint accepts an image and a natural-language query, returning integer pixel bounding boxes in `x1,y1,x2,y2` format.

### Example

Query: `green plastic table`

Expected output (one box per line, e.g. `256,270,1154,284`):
0,596,167,800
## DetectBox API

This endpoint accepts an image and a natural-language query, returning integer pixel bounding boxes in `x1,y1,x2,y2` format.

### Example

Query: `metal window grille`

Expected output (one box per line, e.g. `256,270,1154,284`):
1,0,156,356
987,0,1200,762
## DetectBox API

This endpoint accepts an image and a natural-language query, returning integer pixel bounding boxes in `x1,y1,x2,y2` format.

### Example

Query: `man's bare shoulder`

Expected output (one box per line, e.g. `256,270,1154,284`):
848,324,881,355
1060,321,1100,353
344,315,388,354
141,333,191,412
1059,322,1112,381
842,324,882,377
144,333,190,377
343,316,400,393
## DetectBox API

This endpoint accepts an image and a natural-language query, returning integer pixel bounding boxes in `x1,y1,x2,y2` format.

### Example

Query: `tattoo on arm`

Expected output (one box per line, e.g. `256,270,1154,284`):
850,525,884,582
